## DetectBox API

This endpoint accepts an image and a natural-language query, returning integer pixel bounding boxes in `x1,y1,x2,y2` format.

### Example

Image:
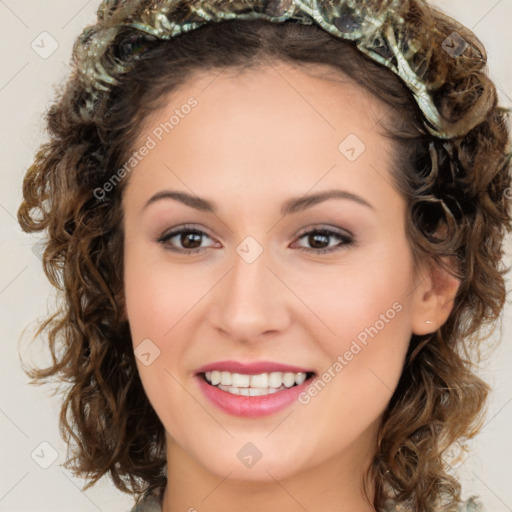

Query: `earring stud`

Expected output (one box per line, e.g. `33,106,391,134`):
425,320,433,324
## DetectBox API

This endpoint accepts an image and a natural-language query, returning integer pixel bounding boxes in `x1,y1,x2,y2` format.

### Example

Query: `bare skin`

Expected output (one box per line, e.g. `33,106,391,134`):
121,61,458,512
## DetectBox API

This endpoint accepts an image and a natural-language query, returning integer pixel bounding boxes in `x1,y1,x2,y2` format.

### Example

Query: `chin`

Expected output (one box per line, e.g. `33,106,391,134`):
187,436,312,482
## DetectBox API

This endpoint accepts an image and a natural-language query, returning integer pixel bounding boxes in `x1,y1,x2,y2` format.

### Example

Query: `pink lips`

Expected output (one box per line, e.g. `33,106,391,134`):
194,360,316,418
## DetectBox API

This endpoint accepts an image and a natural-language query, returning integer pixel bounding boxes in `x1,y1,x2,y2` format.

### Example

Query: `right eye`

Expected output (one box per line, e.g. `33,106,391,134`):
157,225,219,254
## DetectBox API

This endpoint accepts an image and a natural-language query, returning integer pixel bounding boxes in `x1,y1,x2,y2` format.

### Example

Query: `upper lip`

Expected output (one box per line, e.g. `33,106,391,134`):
195,360,315,375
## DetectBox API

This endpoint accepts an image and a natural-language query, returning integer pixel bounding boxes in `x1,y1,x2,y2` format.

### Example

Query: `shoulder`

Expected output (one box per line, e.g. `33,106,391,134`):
129,487,164,512
459,496,486,511
129,497,162,512
381,496,486,511
127,490,484,512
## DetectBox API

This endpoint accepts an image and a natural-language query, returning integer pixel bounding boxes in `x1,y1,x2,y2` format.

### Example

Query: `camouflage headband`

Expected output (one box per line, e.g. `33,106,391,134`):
75,0,489,139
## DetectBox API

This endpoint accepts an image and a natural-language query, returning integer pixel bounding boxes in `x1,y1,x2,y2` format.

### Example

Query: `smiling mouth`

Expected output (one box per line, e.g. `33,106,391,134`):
199,371,316,396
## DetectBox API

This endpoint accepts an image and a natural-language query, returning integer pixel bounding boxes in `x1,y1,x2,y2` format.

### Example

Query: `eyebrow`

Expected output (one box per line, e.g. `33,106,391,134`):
142,189,374,215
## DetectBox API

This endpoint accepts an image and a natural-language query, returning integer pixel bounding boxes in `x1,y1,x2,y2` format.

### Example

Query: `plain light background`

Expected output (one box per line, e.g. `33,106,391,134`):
0,1,511,511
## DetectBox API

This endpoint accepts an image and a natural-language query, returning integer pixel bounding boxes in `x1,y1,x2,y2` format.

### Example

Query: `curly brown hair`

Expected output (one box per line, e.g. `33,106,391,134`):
17,1,512,511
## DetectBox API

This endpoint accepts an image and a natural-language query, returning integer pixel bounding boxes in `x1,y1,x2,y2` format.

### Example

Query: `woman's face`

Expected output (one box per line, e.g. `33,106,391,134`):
122,62,431,485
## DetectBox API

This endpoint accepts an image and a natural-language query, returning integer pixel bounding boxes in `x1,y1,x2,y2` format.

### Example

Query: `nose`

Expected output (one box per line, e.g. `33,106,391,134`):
210,247,291,343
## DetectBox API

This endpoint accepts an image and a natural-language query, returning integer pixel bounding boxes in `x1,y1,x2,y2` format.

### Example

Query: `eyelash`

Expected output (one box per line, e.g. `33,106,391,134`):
157,224,354,255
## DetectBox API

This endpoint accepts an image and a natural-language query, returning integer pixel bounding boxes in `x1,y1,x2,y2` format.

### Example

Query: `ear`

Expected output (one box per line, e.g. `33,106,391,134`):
410,255,461,335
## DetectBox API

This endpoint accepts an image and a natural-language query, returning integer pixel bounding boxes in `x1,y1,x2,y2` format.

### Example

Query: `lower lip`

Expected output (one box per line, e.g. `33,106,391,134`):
195,374,314,418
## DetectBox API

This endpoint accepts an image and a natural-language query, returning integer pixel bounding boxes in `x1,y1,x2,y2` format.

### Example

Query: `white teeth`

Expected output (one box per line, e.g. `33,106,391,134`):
209,371,220,385
268,372,283,388
203,370,310,392
217,384,287,396
220,371,232,386
282,372,296,387
250,373,268,387
295,372,307,385
232,373,251,387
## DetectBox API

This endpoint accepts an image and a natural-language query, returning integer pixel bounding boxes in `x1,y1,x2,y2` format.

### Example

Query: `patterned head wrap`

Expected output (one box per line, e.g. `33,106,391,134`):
74,0,490,139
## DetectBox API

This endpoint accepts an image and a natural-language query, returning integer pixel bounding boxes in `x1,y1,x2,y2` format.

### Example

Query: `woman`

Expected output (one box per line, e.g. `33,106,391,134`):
17,0,511,511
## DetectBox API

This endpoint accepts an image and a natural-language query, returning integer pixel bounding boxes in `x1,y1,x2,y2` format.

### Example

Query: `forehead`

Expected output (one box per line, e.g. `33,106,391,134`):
124,61,395,203
136,61,389,142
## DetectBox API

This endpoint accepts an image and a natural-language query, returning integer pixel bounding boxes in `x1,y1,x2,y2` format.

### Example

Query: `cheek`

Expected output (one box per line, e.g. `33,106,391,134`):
305,244,414,343
123,246,212,344
307,247,413,384
123,249,217,418
299,249,414,430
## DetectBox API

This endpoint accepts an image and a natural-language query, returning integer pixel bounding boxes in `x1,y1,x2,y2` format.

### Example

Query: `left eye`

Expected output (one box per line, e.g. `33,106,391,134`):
293,227,354,253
